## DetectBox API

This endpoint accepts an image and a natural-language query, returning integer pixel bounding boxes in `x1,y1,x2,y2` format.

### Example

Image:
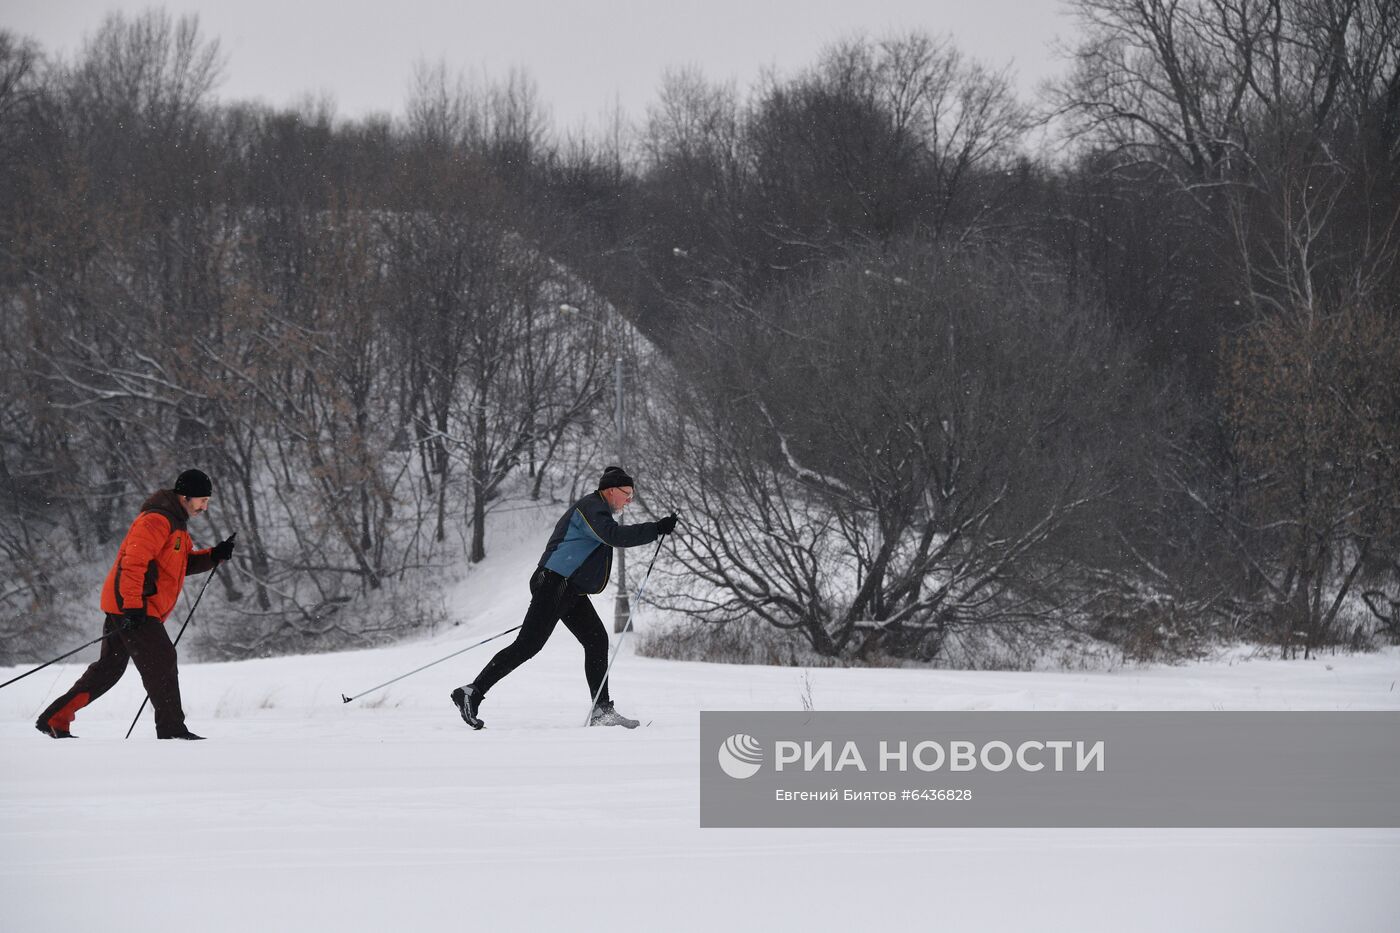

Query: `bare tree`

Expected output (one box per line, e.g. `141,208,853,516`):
1223,294,1400,656
643,244,1155,662
1055,0,1400,655
0,31,40,174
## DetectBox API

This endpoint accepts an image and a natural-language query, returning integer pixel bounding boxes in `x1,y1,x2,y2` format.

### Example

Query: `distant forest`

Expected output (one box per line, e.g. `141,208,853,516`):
1,3,1397,666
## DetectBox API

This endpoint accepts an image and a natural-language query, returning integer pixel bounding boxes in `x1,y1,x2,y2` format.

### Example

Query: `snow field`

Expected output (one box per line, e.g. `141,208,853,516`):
3,514,1398,932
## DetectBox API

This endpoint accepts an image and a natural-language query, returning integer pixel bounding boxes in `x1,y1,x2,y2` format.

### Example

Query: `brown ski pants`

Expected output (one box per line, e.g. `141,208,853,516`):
37,614,186,736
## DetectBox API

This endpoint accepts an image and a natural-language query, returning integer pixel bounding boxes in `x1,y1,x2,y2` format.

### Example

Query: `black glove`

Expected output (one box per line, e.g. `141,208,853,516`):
656,514,678,536
211,532,237,563
121,608,147,630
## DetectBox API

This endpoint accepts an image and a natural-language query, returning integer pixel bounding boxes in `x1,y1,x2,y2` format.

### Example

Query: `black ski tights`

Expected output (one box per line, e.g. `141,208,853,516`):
472,568,612,704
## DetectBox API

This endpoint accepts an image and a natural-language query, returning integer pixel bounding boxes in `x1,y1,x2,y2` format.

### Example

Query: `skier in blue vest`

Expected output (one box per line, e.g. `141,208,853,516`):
452,466,677,729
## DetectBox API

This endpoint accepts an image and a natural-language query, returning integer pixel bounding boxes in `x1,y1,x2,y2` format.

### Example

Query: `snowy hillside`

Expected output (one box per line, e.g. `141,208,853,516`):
2,513,1398,933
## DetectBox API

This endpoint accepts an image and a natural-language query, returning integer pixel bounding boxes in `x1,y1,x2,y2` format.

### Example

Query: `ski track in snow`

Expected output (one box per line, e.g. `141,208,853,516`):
3,527,1398,931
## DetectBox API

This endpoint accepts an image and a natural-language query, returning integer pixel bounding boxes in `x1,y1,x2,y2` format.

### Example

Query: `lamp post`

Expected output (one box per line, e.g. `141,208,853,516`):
561,303,632,633
611,354,631,633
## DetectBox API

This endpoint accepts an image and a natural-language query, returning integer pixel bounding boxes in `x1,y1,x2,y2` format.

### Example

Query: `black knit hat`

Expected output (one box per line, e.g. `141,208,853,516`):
597,465,634,492
174,469,212,498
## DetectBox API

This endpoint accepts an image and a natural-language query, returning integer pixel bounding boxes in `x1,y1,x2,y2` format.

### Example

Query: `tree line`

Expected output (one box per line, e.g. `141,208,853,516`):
0,13,628,661
1,3,1397,666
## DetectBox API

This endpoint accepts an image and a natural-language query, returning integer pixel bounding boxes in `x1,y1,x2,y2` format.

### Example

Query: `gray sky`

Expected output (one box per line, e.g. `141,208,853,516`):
2,1,1073,131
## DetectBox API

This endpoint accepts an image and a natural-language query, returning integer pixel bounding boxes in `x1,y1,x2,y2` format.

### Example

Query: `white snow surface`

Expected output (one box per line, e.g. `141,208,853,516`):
3,519,1399,932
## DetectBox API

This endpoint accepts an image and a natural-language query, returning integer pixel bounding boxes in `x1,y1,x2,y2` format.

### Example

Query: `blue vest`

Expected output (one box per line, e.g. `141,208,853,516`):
537,492,661,594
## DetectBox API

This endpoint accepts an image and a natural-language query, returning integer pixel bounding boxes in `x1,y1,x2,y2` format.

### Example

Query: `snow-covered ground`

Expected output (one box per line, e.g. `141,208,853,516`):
3,521,1398,932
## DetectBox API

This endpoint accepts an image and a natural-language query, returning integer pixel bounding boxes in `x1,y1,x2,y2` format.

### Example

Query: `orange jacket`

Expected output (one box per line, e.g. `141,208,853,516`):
100,490,217,622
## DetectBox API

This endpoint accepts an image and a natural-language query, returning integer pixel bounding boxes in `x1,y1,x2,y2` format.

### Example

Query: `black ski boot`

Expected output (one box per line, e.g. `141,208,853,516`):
588,701,639,729
157,728,206,740
451,684,485,730
35,721,75,739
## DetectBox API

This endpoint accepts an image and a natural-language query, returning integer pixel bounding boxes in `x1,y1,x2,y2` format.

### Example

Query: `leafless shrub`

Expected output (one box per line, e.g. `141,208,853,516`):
637,242,1162,663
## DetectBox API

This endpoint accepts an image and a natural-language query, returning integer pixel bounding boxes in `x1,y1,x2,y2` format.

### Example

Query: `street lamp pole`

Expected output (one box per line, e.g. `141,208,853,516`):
612,355,631,633
560,303,632,634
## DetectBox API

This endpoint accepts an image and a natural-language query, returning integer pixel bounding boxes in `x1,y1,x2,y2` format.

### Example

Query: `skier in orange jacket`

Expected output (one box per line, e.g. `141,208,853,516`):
36,469,236,740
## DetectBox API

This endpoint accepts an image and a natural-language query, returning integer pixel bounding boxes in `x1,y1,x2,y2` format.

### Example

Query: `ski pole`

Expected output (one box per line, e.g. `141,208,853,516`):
585,534,666,726
124,550,226,740
340,623,524,704
0,630,120,692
